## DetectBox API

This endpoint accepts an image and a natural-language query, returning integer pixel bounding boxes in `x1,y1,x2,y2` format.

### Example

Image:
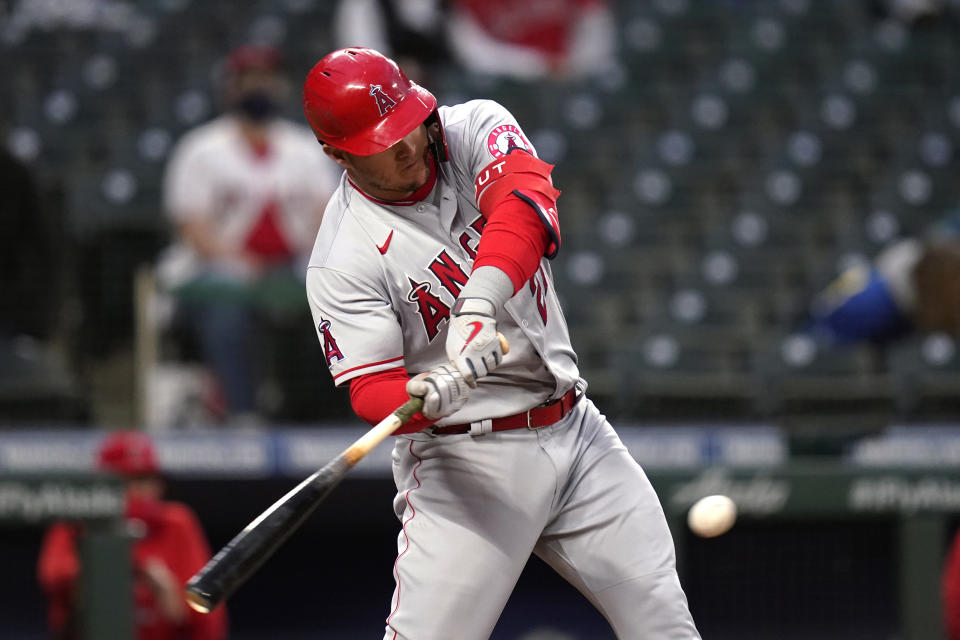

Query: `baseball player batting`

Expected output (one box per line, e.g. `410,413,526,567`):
302,48,701,640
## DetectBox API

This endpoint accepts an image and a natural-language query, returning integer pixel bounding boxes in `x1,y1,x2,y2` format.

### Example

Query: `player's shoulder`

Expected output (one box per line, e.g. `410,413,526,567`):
307,183,385,277
440,99,513,129
440,99,527,172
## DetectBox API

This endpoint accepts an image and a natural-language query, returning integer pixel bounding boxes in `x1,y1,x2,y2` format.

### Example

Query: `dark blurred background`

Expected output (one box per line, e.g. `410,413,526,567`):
3,0,960,638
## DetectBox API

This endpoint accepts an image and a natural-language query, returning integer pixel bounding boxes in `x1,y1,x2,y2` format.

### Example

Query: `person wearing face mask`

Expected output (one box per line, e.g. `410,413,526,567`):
157,45,340,424
37,430,228,640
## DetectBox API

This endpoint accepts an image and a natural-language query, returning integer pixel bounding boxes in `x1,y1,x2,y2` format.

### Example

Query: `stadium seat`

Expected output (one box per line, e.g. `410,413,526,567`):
752,332,894,419
0,337,88,422
889,334,960,418
612,325,755,420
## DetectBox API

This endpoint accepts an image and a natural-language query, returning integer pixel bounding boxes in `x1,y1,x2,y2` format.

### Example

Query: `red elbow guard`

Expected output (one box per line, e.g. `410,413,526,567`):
474,149,562,258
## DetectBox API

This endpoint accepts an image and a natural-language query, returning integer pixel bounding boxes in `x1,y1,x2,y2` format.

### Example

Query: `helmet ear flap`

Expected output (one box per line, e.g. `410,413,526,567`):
425,111,448,162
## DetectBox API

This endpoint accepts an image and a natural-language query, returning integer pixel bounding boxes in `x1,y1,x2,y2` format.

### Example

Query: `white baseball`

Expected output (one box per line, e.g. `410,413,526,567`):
687,494,737,538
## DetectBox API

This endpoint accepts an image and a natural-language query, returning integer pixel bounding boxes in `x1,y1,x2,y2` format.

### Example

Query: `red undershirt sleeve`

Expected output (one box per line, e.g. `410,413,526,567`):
471,194,551,294
348,367,434,434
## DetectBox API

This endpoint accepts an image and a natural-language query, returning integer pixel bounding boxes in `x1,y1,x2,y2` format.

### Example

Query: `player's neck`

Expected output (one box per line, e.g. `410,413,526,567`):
349,153,437,205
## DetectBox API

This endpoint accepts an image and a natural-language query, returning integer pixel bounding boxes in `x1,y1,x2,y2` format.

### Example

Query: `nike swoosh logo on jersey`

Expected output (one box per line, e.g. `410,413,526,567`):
377,230,394,255
460,321,485,354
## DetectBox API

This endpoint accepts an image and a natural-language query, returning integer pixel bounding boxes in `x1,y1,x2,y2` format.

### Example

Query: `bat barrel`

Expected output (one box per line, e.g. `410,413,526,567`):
182,394,432,612
184,584,215,614
184,455,350,611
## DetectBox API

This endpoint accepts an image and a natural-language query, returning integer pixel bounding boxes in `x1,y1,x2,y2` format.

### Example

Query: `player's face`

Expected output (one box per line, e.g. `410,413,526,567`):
329,125,432,202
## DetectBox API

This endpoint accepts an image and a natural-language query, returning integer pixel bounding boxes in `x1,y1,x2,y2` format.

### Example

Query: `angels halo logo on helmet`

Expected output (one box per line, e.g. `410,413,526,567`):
302,48,437,156
369,84,398,116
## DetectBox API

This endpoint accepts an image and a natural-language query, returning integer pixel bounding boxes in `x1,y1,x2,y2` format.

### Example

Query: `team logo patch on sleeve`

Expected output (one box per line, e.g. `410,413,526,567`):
486,124,531,158
317,319,344,365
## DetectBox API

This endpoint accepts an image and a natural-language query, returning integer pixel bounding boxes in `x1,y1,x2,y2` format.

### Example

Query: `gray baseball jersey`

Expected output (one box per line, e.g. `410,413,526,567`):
306,99,700,639
307,100,576,425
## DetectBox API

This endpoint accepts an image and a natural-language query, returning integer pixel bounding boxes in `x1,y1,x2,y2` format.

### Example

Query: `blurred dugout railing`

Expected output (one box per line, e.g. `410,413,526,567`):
2,0,960,426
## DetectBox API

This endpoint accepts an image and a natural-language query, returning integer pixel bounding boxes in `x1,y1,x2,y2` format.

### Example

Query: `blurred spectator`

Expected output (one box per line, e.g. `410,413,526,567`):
37,430,227,640
333,0,451,84
446,0,617,82
804,210,960,346
804,239,920,345
157,45,339,423
0,145,57,342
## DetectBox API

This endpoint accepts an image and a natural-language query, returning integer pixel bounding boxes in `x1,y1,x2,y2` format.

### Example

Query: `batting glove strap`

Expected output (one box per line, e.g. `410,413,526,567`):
451,297,496,317
446,298,503,388
405,365,470,420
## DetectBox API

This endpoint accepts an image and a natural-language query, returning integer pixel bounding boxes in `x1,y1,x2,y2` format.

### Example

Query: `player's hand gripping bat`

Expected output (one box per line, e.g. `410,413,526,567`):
184,334,509,614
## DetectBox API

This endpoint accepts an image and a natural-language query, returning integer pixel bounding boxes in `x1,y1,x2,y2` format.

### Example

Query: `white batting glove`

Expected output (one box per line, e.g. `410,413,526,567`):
445,298,504,387
405,364,470,420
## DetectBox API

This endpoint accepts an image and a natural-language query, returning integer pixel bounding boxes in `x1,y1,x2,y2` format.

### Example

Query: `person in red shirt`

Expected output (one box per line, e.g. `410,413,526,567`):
944,528,960,639
159,45,339,423
447,0,617,81
37,430,227,640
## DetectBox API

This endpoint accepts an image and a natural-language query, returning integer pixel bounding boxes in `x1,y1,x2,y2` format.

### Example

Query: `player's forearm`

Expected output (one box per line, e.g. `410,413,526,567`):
470,195,551,296
458,266,514,313
349,367,433,434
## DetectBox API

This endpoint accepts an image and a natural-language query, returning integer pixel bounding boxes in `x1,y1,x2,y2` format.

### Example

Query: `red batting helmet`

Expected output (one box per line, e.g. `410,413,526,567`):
302,48,437,156
97,430,159,477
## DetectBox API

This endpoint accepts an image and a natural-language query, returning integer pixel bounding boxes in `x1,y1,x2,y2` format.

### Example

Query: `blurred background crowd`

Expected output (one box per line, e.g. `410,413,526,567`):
3,0,960,638
2,0,960,431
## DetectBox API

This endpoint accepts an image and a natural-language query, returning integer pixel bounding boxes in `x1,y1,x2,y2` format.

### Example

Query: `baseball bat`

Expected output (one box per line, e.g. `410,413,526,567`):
184,334,509,614
183,396,423,614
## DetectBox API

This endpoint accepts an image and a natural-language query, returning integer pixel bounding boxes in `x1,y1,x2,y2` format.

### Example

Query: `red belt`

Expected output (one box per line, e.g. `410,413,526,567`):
433,388,580,436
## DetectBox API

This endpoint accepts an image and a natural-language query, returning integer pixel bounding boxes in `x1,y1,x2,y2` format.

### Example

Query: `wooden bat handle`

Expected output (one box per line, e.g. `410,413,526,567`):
343,397,422,466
